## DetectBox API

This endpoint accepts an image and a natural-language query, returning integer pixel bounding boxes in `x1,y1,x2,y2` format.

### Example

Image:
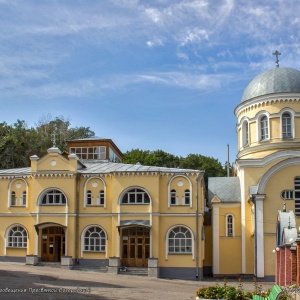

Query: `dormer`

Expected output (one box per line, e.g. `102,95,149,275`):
67,137,123,162
30,147,82,172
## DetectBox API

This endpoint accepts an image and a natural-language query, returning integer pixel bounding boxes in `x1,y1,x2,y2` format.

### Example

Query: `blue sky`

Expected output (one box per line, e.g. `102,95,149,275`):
0,0,300,165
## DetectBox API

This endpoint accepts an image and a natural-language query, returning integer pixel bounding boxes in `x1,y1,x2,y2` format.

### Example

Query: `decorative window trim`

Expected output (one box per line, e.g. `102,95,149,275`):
168,175,193,208
255,111,270,142
242,119,249,147
165,225,194,260
120,187,150,204
38,188,67,206
170,189,177,205
5,224,28,249
8,178,28,208
81,225,107,257
280,109,295,140
226,214,234,237
84,177,106,208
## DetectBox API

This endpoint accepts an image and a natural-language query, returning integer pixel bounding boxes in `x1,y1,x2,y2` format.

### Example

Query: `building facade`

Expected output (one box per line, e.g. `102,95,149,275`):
209,65,300,280
0,138,205,280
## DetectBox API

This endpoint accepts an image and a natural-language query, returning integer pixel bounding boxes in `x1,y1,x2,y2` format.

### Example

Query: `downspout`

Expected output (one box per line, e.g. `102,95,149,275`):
75,174,80,263
196,171,205,280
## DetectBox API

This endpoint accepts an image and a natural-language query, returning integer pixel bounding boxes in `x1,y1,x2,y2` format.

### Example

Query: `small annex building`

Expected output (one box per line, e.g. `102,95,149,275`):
0,137,205,280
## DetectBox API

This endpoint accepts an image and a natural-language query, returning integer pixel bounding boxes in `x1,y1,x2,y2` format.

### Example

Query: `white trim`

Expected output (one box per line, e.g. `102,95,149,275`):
5,223,29,254
234,93,300,117
255,194,265,277
167,175,193,208
257,157,300,194
80,224,108,258
83,176,107,208
225,213,235,237
37,187,68,206
237,150,300,168
7,178,28,208
280,108,295,140
239,168,246,274
165,224,195,260
255,111,270,142
212,206,219,274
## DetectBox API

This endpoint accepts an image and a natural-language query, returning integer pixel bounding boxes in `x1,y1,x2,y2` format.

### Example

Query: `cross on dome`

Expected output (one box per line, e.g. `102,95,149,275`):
273,50,281,68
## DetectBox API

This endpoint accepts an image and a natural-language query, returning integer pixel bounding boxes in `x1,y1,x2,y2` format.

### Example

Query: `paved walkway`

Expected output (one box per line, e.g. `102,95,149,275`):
0,262,275,300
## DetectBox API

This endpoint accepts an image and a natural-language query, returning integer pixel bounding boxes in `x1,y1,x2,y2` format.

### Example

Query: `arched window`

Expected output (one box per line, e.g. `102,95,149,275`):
242,120,249,146
282,112,292,139
170,189,177,205
99,190,105,205
121,188,150,204
41,189,66,205
84,226,106,252
10,192,16,206
260,116,269,141
86,190,92,205
7,225,27,248
168,226,192,253
226,214,234,237
184,189,190,205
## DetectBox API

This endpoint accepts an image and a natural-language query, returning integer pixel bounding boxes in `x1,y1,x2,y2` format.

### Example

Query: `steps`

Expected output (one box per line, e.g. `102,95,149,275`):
120,267,148,276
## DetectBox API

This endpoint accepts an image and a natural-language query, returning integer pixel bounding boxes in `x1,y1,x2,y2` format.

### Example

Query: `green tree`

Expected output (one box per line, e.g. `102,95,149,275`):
123,149,180,168
0,116,95,169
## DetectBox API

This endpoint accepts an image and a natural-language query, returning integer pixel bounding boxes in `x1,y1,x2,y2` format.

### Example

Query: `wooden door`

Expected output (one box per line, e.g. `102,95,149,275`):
41,227,65,262
122,227,150,267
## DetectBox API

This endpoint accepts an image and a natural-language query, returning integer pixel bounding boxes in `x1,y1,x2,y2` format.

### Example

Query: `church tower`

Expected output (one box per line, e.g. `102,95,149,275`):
209,53,300,279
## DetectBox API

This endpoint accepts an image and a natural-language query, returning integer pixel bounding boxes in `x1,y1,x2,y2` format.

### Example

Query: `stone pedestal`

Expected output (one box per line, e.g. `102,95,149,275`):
26,255,39,266
61,256,74,269
108,257,121,274
148,257,159,278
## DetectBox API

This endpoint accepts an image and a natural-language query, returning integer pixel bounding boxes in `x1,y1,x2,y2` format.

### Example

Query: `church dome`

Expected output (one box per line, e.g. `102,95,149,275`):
241,67,300,102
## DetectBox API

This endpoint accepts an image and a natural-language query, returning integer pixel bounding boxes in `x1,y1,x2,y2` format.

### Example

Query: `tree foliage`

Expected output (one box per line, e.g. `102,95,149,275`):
0,116,95,169
123,149,228,184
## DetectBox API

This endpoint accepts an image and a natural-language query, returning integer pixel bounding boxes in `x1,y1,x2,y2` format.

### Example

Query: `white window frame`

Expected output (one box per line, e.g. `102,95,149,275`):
81,225,107,256
39,189,67,205
242,120,249,147
84,177,106,208
120,188,150,204
168,175,193,208
170,189,177,205
8,178,28,208
260,115,269,141
165,225,194,260
281,109,295,140
6,224,28,248
226,214,234,237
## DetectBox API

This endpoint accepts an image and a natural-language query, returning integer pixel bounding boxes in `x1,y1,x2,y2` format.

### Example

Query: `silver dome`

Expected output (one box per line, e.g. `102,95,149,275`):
241,67,300,102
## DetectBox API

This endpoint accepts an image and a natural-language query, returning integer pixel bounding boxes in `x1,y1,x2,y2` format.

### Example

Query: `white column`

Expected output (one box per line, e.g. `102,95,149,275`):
212,205,219,275
255,194,265,278
239,168,246,274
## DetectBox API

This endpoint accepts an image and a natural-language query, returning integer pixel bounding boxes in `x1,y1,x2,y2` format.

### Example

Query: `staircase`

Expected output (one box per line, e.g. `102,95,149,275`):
119,267,148,276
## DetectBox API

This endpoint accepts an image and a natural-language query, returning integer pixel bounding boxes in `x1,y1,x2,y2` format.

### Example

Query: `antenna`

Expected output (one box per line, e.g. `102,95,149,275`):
227,144,230,177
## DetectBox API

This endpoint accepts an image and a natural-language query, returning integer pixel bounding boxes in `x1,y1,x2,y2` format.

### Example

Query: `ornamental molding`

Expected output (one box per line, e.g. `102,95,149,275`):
257,157,300,194
80,171,198,178
32,173,75,178
237,148,300,165
234,93,300,119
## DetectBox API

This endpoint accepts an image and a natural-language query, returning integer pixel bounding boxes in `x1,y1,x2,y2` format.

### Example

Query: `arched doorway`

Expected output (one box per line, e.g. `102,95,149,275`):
121,226,150,267
41,226,65,262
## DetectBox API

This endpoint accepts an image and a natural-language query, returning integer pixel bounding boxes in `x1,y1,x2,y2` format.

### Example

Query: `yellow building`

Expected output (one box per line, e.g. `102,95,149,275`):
209,63,300,280
0,138,205,280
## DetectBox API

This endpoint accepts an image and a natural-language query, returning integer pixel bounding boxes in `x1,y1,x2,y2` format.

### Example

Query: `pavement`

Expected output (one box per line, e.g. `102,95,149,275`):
0,262,276,300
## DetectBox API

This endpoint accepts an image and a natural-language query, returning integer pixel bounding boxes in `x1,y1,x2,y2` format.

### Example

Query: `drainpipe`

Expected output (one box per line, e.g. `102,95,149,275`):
196,171,205,280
